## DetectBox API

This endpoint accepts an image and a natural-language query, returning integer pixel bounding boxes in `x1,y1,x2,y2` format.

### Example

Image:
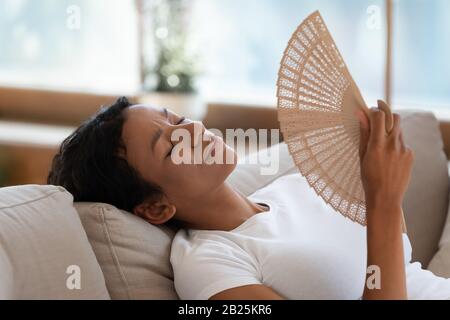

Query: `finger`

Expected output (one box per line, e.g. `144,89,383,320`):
390,113,401,149
399,130,407,151
355,109,370,163
378,100,394,133
368,107,386,147
355,108,370,131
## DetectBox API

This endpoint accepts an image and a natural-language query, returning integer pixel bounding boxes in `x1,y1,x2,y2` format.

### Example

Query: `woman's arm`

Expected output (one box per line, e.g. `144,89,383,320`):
364,200,406,299
357,107,414,300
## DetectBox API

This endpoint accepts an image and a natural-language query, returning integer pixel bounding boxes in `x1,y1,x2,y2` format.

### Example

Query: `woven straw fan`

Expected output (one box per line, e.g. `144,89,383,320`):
276,11,407,232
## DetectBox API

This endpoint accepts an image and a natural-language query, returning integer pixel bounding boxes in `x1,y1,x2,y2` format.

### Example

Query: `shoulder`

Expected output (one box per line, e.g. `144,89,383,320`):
169,229,262,300
170,229,255,268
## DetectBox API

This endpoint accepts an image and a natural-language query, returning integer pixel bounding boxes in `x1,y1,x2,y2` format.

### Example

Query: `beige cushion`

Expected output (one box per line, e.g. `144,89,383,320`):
399,112,449,266
428,186,450,277
0,185,110,299
75,203,178,300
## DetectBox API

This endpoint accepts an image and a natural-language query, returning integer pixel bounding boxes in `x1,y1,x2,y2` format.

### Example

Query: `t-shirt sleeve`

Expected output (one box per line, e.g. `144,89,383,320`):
171,236,262,300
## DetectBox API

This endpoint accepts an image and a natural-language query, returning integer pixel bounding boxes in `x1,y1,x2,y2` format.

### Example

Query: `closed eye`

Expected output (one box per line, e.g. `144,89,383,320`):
166,117,188,157
176,117,187,125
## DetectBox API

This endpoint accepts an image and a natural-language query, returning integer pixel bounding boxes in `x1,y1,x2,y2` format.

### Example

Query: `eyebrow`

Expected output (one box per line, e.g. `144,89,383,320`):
151,108,169,152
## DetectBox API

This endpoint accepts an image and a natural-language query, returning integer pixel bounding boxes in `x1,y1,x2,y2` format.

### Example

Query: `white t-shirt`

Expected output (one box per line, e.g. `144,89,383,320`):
170,174,450,300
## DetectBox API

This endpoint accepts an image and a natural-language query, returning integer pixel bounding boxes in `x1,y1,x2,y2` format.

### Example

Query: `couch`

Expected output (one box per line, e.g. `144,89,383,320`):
1,110,450,299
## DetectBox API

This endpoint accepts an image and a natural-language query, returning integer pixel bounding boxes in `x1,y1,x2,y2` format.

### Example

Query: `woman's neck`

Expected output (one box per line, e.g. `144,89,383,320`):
174,183,266,231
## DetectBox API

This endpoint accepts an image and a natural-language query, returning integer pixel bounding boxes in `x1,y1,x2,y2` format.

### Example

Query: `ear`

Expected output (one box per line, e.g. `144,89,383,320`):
133,196,176,225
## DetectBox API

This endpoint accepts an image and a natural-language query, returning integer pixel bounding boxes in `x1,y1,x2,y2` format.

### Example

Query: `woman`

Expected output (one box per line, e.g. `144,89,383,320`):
48,97,450,300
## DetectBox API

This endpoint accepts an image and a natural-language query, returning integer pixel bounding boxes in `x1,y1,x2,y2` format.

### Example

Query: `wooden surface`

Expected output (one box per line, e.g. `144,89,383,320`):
0,120,73,186
0,86,128,126
0,145,57,186
203,103,280,135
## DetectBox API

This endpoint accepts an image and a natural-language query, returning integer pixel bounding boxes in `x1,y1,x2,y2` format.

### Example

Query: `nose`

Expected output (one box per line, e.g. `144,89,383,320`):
170,120,206,148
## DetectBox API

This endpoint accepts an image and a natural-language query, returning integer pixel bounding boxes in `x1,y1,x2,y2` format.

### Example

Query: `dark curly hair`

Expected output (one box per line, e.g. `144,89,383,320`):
48,97,163,212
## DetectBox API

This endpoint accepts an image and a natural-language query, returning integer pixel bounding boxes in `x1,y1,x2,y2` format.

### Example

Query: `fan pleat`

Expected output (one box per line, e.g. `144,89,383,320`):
305,64,342,101
343,159,364,217
310,48,347,90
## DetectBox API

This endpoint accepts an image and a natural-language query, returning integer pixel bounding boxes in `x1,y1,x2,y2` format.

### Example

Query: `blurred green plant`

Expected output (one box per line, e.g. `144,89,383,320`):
137,0,200,93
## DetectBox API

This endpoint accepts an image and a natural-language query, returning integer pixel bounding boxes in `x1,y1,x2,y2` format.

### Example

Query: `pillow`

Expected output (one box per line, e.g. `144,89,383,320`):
428,190,450,278
0,185,110,299
75,202,179,300
399,111,449,266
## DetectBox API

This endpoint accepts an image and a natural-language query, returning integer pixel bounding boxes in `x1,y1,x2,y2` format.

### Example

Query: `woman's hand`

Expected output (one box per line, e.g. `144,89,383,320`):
357,106,413,300
357,107,415,220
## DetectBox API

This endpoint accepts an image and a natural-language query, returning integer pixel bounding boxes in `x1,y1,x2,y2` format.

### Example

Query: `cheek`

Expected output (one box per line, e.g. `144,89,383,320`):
163,150,237,197
216,140,238,167
162,162,200,188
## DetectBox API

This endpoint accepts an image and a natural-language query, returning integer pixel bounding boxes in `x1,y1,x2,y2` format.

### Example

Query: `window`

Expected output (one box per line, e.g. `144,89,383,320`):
1,0,449,111
191,0,387,107
0,0,139,94
393,0,450,109
191,0,450,110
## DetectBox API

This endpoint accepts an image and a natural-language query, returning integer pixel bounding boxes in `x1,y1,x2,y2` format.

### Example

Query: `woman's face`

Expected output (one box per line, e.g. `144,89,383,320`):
121,104,237,203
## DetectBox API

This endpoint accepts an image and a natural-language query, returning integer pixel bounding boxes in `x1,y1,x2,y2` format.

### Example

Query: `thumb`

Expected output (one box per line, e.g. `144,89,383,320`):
356,109,370,164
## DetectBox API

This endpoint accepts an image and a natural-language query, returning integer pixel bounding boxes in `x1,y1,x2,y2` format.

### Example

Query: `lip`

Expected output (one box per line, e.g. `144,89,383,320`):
205,136,218,158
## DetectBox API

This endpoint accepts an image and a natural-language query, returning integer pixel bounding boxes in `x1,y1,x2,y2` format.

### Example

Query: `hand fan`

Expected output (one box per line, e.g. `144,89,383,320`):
276,11,406,231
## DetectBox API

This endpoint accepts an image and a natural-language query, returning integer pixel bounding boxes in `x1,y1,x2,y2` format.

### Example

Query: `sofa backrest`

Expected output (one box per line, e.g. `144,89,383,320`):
399,111,449,266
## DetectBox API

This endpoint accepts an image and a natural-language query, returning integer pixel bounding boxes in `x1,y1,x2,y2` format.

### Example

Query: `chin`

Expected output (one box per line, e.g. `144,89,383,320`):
208,142,237,180
223,146,238,177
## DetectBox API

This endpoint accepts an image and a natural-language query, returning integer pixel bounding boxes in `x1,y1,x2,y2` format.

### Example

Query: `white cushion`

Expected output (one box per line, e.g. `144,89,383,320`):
0,185,110,299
